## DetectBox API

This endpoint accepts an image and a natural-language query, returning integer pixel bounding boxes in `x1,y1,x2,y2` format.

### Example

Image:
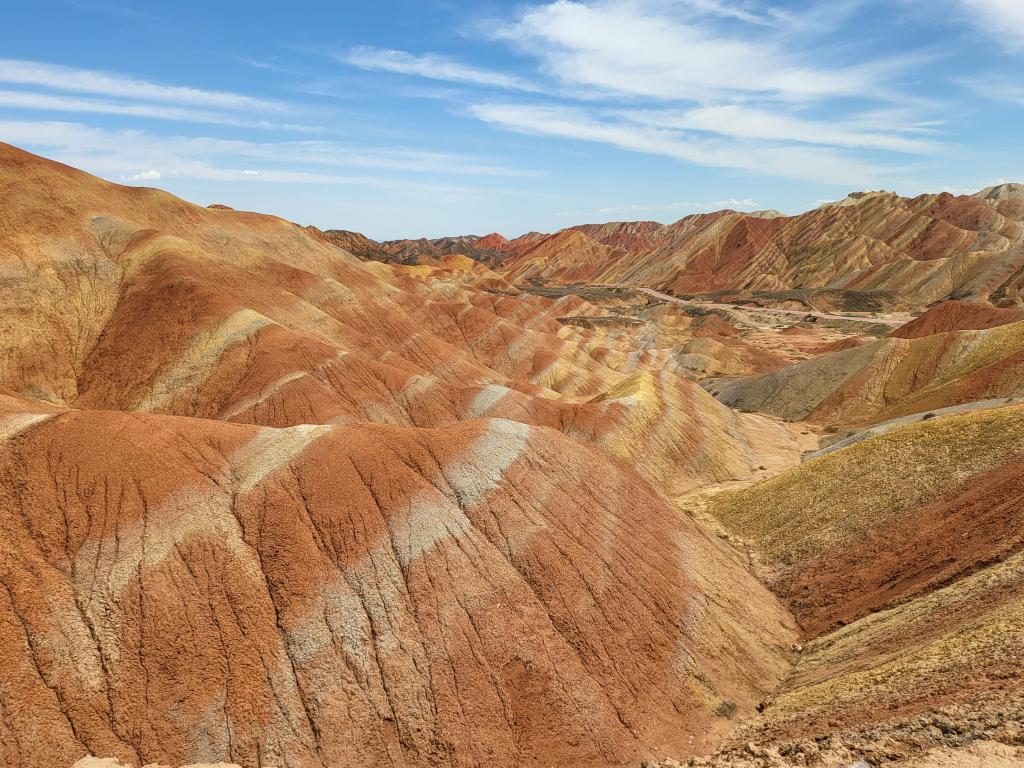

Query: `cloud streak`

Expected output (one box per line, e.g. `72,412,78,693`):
622,105,943,153
598,197,761,213
958,75,1024,107
0,89,320,131
342,47,542,92
333,1,942,191
0,120,540,186
0,59,283,111
469,102,892,187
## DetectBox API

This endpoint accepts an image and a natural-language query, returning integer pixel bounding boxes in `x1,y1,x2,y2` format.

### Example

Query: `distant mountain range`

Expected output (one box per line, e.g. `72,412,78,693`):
328,184,1024,311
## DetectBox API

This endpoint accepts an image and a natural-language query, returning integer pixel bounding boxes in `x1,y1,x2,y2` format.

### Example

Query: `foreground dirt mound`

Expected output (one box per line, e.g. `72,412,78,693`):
890,300,1024,339
0,405,794,768
713,320,1024,425
684,553,1024,767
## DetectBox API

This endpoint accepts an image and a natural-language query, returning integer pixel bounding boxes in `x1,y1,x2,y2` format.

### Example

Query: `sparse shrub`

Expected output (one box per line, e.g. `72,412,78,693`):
714,700,737,718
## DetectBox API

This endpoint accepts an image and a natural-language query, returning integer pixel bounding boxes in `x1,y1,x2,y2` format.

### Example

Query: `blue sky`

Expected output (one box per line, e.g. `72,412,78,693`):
1,0,1023,239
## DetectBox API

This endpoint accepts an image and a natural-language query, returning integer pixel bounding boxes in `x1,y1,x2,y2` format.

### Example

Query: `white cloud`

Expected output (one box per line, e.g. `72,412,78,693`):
490,0,897,101
579,197,763,217
237,56,296,74
957,0,1024,51
0,59,282,111
622,105,942,154
0,89,319,131
469,102,889,186
333,2,941,189
0,120,537,186
674,0,789,27
958,75,1024,107
598,197,760,214
122,169,162,181
713,197,760,209
597,201,713,214
342,47,541,92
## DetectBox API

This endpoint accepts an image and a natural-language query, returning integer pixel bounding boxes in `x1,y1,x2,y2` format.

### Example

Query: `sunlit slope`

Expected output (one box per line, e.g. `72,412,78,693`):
707,405,1024,635
0,143,807,768
692,406,1024,759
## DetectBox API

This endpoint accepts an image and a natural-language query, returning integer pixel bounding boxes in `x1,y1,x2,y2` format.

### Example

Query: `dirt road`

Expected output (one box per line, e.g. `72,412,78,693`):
638,287,906,327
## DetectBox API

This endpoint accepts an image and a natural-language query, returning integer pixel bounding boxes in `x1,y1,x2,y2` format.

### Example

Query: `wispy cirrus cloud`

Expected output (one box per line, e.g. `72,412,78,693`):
955,0,1024,51
333,0,940,194
342,47,542,93
598,196,762,214
0,89,320,131
469,102,891,187
0,58,322,132
0,120,539,184
0,59,284,111
561,196,762,218
621,105,944,154
671,0,790,27
957,75,1024,107
488,0,905,102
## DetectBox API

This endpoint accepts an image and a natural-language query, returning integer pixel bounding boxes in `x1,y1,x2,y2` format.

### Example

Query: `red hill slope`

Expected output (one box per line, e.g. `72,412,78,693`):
890,300,1024,338
0,143,798,768
493,191,1024,309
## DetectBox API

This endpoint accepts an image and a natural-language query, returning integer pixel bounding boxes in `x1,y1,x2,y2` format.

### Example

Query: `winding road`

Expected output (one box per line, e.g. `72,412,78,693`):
638,287,907,327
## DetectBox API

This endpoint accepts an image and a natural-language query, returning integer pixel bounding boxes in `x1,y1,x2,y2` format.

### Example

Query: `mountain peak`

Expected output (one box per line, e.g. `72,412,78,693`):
975,182,1024,201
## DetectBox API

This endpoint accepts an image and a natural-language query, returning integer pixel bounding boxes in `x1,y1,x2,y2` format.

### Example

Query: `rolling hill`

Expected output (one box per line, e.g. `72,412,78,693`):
3,142,1024,768
0,142,802,768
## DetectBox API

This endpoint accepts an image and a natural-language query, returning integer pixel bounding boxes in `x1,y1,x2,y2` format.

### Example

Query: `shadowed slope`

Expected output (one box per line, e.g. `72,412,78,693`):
713,320,1024,425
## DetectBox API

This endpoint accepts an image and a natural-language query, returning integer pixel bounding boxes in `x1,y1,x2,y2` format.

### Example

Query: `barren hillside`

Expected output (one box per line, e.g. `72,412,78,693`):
2,143,1022,768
